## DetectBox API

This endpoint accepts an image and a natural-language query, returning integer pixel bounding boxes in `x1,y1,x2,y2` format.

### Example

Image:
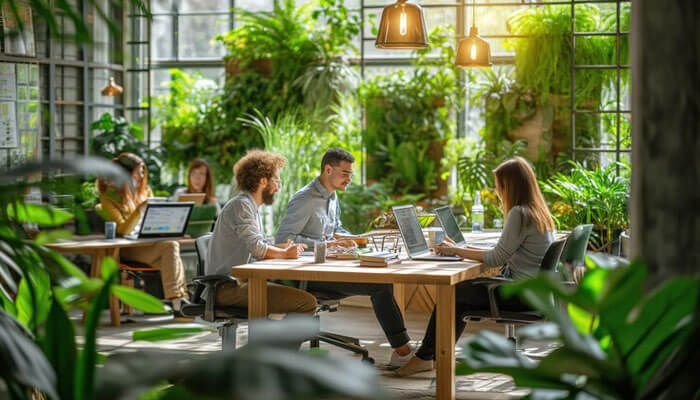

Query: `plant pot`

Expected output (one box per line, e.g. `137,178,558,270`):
225,57,273,78
507,106,554,160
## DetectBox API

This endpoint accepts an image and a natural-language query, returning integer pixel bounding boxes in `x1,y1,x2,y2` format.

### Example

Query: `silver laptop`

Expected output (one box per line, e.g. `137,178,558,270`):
124,202,194,240
392,205,462,262
434,206,466,247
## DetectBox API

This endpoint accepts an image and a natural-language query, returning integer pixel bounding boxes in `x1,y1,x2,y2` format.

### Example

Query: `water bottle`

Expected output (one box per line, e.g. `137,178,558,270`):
471,191,484,232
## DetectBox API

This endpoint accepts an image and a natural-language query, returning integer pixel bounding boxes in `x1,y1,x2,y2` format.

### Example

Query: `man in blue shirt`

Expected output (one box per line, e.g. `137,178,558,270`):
275,148,413,367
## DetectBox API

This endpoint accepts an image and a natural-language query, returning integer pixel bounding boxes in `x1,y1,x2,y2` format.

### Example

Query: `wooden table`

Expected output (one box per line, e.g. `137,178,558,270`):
231,257,500,400
45,235,194,326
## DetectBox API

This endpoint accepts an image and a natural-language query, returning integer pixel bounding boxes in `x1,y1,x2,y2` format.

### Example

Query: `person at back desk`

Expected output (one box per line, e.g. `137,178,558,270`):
206,149,316,315
170,158,221,215
97,153,189,314
275,148,413,367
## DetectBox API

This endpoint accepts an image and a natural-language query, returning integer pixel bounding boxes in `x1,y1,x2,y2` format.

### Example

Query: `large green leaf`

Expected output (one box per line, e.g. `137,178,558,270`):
96,318,385,400
6,202,74,226
610,277,699,386
41,299,77,400
15,265,52,331
111,285,167,314
33,229,73,245
54,278,104,309
0,309,58,399
75,261,119,400
132,327,211,342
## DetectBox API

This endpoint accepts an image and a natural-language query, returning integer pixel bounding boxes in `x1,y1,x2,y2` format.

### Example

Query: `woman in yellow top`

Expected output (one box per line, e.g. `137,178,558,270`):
97,153,189,310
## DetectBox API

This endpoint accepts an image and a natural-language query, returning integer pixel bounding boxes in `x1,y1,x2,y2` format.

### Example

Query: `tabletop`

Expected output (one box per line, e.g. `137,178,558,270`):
231,256,500,286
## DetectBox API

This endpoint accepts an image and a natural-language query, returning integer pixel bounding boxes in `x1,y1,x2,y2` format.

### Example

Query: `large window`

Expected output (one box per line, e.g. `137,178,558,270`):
130,0,631,171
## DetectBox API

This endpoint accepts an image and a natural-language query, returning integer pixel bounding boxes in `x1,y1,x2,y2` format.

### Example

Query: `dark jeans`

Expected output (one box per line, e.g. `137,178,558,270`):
415,279,530,361
305,281,410,348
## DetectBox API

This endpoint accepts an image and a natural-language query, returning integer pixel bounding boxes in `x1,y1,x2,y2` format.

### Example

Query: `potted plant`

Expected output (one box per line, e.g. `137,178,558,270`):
504,4,626,165
540,160,630,253
359,27,462,198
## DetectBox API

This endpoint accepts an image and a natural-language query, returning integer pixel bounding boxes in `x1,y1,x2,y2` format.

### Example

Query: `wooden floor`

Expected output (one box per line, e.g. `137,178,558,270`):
79,306,558,399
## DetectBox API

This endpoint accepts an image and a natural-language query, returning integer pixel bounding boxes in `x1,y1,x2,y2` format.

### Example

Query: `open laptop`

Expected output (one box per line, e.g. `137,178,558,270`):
392,205,462,261
124,202,194,240
434,206,467,247
177,192,206,206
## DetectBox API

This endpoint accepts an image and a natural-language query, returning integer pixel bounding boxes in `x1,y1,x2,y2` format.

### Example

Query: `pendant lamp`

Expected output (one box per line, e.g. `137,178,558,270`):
456,0,491,67
101,77,123,96
375,0,428,50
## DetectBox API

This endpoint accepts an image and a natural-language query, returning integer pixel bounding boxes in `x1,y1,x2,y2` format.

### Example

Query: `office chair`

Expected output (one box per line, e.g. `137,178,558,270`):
180,234,248,350
463,237,568,342
301,285,375,364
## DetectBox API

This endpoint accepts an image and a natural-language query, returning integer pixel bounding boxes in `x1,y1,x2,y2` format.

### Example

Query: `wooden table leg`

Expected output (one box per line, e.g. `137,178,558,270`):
436,284,456,400
247,277,268,319
108,248,121,327
83,249,105,324
393,283,406,319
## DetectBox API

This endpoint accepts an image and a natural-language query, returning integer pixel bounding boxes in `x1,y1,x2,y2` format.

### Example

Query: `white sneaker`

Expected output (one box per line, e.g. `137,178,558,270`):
388,349,414,369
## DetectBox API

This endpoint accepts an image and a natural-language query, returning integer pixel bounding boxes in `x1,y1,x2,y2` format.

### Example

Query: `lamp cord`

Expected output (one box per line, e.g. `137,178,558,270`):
472,0,476,28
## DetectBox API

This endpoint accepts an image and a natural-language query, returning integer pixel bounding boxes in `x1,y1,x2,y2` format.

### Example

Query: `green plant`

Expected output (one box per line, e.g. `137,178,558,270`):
239,110,329,231
338,182,423,234
360,26,461,195
90,113,166,189
0,158,384,400
540,161,629,252
458,256,700,400
474,67,541,155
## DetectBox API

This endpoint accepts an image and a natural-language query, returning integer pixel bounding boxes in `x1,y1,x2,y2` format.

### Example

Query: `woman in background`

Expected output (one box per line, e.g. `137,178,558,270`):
171,158,221,215
97,152,189,313
396,156,555,376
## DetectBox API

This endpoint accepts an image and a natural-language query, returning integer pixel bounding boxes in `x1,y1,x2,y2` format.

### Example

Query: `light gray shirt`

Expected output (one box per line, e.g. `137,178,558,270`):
274,178,349,247
483,206,554,280
206,192,269,278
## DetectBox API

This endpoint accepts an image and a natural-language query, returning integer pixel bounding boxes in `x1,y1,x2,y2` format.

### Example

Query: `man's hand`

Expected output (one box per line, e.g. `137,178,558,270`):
282,240,307,259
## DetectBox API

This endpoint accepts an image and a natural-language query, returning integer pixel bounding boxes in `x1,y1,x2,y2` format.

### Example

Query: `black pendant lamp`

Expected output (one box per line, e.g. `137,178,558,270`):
456,0,491,67
375,0,428,50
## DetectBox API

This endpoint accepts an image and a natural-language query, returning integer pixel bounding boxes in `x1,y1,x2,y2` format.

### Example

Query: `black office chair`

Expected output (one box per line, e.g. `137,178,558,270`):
180,234,248,350
464,237,568,342
300,284,374,364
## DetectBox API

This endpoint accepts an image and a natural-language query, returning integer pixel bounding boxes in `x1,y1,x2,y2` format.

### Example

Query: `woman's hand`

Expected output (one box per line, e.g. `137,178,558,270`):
283,241,307,259
434,240,458,256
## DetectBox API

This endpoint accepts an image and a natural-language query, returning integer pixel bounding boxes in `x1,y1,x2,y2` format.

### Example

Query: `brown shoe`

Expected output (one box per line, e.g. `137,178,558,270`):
394,356,434,377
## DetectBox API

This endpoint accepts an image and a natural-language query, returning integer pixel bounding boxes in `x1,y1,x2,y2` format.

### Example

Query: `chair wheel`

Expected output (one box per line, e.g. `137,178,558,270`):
362,357,375,365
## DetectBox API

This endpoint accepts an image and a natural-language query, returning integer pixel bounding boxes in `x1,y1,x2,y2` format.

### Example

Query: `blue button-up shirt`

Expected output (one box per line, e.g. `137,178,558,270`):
274,178,349,247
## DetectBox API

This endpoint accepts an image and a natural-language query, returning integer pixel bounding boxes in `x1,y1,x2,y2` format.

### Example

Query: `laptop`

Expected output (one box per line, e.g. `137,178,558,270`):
124,202,194,240
392,205,462,262
434,206,466,247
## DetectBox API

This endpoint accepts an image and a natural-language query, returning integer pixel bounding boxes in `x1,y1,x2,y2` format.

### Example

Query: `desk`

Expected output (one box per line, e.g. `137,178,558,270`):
45,235,194,326
231,257,500,400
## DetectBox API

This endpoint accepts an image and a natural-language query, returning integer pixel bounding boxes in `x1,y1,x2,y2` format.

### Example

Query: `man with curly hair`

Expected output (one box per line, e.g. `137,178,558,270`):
207,149,317,315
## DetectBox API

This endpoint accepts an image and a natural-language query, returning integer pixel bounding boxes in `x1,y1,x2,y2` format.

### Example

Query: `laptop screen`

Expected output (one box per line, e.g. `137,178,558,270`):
393,206,429,256
140,203,192,236
435,206,466,246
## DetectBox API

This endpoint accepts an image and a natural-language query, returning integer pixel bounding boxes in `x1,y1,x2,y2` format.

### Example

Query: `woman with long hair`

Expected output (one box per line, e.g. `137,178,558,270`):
171,158,221,214
396,156,555,376
97,153,189,311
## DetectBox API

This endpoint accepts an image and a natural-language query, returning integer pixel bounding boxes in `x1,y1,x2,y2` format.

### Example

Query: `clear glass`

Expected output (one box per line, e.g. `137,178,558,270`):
178,15,229,60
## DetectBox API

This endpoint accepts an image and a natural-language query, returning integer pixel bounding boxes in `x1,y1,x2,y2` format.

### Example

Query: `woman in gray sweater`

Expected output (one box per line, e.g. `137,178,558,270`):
396,156,555,376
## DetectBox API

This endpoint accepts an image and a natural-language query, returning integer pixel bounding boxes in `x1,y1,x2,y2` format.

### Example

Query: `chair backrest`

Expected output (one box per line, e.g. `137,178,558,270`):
561,224,593,267
540,238,567,271
195,233,213,276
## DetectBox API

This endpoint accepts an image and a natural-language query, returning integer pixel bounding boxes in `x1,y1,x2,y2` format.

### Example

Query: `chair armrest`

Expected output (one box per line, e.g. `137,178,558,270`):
469,277,512,287
192,275,237,285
